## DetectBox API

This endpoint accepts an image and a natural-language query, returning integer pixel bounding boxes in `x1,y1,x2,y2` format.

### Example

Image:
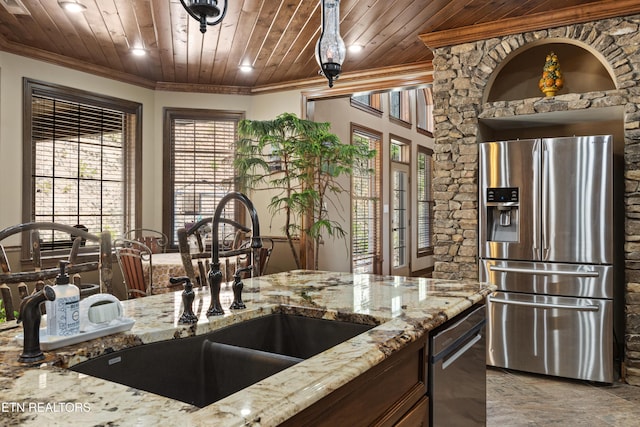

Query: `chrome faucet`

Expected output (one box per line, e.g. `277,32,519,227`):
207,192,262,316
17,285,56,363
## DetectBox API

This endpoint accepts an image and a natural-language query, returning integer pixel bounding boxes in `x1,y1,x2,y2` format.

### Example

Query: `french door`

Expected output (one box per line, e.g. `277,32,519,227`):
390,162,410,276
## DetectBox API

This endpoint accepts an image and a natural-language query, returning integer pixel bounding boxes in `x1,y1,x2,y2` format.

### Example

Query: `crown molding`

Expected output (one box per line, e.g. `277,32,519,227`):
420,0,640,49
0,37,156,89
0,33,432,96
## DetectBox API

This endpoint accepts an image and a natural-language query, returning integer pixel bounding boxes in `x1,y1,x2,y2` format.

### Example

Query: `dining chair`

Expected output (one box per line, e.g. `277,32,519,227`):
0,222,113,295
1,282,38,321
0,283,17,321
177,217,214,287
123,228,169,254
115,239,183,299
236,237,274,277
114,239,152,299
177,217,254,287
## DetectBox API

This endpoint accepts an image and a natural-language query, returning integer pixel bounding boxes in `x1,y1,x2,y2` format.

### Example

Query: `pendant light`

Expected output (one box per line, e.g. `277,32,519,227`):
179,0,228,34
315,0,346,88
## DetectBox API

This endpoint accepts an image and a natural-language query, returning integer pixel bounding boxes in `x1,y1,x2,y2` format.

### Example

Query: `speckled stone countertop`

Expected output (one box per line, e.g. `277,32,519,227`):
0,270,493,426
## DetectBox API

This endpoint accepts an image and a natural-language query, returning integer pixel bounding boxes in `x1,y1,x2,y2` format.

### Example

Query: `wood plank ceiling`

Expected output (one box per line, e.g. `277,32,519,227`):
0,0,629,93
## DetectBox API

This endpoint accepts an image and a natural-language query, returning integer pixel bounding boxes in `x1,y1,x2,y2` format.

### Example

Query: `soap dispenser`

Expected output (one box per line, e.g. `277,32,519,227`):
45,261,80,336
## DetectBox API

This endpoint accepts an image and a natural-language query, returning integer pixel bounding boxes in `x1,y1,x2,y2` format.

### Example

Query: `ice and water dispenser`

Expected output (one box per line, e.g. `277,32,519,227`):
485,187,519,242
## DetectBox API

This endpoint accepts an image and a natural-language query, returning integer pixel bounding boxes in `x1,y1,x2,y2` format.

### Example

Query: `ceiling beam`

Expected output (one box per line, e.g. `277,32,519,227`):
420,0,640,49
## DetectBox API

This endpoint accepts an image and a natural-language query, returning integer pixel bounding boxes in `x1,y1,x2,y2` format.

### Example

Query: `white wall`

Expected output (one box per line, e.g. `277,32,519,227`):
313,95,434,274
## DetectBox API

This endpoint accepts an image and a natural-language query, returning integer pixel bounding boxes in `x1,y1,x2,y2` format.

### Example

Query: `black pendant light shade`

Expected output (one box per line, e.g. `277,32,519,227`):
180,0,228,34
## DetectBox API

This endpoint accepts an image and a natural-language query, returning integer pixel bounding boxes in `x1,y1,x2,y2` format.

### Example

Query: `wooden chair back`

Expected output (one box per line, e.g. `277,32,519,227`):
177,218,213,287
236,237,274,277
0,222,113,294
1,283,17,321
1,282,38,321
114,239,152,299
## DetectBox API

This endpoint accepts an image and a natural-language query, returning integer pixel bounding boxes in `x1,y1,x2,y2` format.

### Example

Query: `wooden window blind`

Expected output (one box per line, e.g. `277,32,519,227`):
417,147,434,255
165,109,244,245
24,79,141,252
351,127,382,274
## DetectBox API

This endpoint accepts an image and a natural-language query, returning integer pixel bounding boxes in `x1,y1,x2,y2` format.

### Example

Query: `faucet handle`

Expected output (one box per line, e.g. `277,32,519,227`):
171,276,199,324
230,266,252,310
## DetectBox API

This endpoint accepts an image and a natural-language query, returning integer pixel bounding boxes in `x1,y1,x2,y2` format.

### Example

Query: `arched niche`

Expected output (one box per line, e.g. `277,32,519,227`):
485,40,616,103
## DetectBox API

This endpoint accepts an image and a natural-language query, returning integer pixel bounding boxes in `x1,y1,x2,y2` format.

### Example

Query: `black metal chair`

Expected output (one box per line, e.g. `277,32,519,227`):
123,228,169,253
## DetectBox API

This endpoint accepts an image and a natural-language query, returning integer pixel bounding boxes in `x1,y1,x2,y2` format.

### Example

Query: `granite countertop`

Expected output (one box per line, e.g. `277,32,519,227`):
0,270,494,426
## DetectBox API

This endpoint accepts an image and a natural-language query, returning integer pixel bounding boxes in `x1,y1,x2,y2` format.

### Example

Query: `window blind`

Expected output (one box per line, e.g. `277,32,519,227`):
351,130,381,274
170,117,237,241
417,148,434,254
31,95,126,244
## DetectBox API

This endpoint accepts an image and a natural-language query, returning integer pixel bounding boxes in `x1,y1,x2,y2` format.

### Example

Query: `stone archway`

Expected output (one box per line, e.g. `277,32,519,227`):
430,13,640,384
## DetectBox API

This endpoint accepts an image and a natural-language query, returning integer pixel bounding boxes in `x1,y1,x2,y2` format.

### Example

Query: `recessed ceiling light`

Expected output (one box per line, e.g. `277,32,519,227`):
131,47,147,57
239,64,253,73
58,1,87,13
348,44,364,53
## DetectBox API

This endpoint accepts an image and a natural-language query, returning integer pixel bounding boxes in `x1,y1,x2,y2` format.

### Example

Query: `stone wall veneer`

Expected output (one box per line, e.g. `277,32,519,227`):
431,14,640,384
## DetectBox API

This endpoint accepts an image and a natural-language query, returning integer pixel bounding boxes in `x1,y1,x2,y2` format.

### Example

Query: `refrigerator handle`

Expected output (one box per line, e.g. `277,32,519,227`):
488,295,600,312
541,142,549,260
488,265,599,277
532,140,540,260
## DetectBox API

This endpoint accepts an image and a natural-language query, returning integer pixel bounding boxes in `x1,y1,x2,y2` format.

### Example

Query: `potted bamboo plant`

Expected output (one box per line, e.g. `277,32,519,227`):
234,113,375,270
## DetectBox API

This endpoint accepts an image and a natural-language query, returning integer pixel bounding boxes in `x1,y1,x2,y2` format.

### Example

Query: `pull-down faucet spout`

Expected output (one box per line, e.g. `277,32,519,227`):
17,285,56,363
207,192,262,316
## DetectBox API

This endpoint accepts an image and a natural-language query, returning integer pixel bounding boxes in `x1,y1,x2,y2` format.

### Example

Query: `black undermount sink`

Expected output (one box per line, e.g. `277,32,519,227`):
71,313,375,407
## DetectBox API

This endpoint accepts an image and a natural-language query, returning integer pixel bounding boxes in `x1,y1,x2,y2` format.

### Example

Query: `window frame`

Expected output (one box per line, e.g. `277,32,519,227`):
416,86,434,136
22,78,142,260
350,124,382,274
350,93,383,118
389,89,412,128
162,108,245,248
416,146,434,257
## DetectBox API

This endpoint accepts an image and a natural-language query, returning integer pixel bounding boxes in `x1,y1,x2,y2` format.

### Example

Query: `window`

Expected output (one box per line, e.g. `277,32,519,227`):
350,93,383,117
390,136,410,162
417,146,434,256
416,86,434,135
351,126,381,274
163,108,245,246
24,79,141,254
389,90,411,125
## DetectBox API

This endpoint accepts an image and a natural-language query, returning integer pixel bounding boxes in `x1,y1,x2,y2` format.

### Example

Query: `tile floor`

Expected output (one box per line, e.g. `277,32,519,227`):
487,367,640,426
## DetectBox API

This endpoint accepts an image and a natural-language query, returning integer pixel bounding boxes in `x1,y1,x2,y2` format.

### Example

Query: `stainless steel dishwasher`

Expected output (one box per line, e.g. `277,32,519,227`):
429,304,486,426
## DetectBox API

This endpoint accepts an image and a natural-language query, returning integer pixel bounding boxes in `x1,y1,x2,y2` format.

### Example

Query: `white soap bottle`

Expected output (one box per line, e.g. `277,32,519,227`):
45,260,80,336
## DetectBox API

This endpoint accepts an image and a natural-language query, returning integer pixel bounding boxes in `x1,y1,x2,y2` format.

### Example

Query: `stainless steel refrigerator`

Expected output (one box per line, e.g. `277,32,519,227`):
479,135,616,383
